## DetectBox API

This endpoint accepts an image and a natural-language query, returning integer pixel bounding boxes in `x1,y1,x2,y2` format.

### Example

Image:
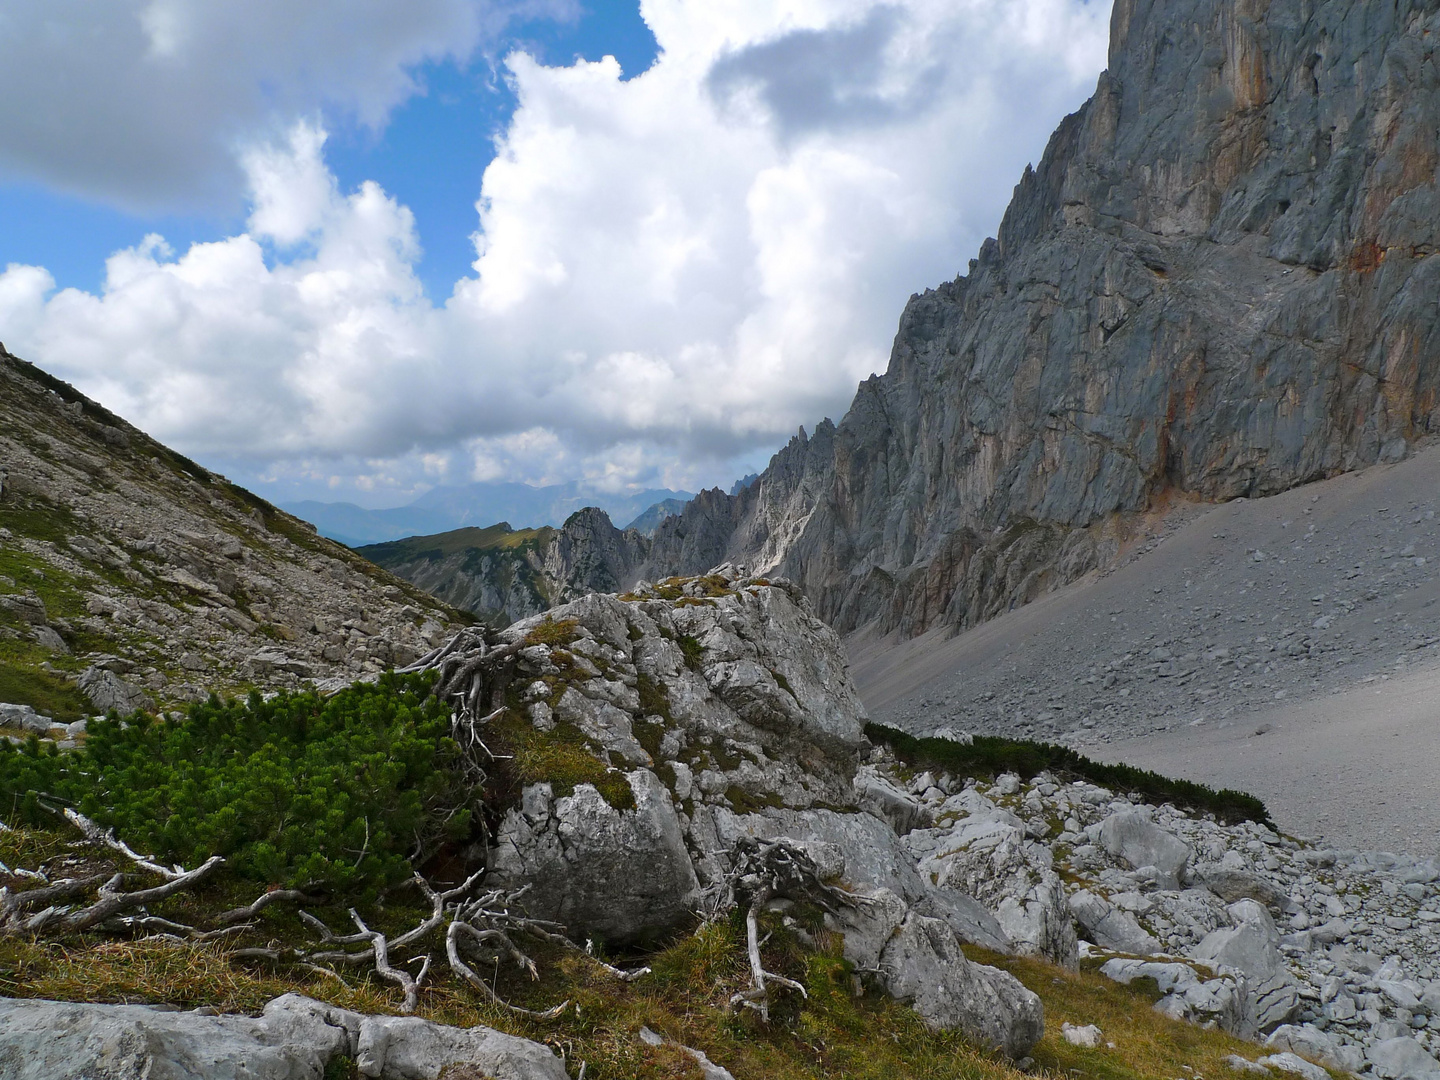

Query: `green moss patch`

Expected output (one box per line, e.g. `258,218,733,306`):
487,711,635,811
523,617,580,649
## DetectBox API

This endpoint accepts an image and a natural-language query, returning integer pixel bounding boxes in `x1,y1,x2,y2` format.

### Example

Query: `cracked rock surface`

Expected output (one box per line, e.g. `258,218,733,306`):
0,992,569,1080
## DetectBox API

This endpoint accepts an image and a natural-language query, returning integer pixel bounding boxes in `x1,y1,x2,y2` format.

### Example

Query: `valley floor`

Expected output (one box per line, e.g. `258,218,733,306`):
853,444,1440,858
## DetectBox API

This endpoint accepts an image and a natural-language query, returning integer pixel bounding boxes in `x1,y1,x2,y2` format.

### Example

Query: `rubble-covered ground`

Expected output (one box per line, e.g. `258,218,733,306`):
864,733,1440,1079
0,349,459,725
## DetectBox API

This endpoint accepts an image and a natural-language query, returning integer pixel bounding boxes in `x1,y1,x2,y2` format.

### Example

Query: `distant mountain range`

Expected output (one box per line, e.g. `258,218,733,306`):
283,481,694,547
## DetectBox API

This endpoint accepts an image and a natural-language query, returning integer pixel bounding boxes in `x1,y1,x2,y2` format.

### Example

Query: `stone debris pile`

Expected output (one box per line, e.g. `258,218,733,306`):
864,744,1440,1077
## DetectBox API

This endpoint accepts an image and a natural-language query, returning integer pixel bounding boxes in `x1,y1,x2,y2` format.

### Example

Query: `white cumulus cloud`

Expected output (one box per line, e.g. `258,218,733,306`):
0,0,1112,502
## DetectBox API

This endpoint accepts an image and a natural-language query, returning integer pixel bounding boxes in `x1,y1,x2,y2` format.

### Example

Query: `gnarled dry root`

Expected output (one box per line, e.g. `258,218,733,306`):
703,837,869,1021
280,872,647,1018
1,855,225,937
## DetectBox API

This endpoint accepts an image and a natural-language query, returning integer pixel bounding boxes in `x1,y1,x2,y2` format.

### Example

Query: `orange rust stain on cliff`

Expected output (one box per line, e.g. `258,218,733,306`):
1361,134,1438,235
1349,240,1387,273
1398,136,1438,192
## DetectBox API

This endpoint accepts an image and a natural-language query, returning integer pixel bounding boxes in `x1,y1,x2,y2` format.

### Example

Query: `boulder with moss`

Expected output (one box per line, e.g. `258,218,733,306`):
483,568,869,940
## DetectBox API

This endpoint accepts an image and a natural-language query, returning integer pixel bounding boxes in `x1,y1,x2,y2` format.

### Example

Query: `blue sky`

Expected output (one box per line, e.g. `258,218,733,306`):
0,0,1111,509
0,1,660,302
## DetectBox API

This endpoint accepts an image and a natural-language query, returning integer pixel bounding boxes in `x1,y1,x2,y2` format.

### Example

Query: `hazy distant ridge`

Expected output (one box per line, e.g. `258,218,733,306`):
285,481,693,547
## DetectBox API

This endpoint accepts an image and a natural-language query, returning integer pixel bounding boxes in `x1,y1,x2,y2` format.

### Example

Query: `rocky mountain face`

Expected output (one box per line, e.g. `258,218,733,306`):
359,507,649,626
632,0,1440,639
0,347,460,722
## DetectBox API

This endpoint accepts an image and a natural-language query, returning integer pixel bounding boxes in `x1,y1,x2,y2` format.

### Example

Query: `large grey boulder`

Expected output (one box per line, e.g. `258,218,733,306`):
1099,958,1248,1036
1191,901,1301,1034
914,886,1014,955
1265,1024,1366,1075
1368,1037,1440,1080
0,702,51,734
489,772,700,944
78,665,152,715
1192,900,1284,980
353,1012,570,1079
1098,810,1192,889
692,804,929,903
1256,1052,1332,1080
881,914,1044,1057
914,812,1077,967
1196,859,1294,914
0,993,568,1080
833,894,1042,1059
853,764,933,835
1069,889,1161,955
700,805,1012,953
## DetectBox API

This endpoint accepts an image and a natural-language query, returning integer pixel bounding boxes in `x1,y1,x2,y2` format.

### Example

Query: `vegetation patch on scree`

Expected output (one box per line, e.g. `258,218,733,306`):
865,723,1272,827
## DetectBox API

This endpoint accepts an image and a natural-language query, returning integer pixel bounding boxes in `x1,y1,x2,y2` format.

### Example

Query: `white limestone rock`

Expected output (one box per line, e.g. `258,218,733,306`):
1098,809,1193,889
1069,889,1161,955
0,993,568,1080
876,912,1044,1058
489,771,700,943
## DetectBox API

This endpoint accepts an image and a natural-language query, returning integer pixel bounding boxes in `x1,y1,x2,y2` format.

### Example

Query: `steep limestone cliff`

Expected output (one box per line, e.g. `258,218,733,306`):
642,0,1440,638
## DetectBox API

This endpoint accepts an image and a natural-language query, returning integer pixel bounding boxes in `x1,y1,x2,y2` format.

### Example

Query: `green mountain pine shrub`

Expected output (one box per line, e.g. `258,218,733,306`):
865,723,1272,827
0,673,475,895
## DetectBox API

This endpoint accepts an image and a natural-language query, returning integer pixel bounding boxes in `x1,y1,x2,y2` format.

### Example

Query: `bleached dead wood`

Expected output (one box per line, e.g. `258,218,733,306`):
704,837,873,1021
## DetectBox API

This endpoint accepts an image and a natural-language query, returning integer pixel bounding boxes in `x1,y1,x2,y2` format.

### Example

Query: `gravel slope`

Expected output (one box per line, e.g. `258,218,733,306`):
854,445,1440,857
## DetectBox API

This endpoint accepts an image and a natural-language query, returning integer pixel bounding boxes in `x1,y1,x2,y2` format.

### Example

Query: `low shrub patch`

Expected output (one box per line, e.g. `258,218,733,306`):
0,672,476,895
865,722,1271,827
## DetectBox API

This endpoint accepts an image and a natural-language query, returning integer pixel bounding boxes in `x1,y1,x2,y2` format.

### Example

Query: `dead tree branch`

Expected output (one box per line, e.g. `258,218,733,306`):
216,888,318,927
62,808,189,881
701,837,873,1021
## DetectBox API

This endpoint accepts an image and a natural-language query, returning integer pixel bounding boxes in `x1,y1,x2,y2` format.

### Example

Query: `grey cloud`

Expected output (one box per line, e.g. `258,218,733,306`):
705,5,944,138
0,0,561,213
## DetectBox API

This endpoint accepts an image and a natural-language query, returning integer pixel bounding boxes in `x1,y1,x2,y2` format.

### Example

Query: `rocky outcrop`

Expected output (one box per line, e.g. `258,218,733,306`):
845,898,1045,1057
359,508,649,626
903,790,1078,967
490,772,701,943
483,570,873,940
629,0,1440,640
0,348,458,715
0,992,569,1080
462,568,1042,1055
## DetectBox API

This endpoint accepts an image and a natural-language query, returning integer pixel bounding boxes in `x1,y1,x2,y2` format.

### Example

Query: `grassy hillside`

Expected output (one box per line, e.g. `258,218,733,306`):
355,524,560,626
357,523,558,564
0,348,461,718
